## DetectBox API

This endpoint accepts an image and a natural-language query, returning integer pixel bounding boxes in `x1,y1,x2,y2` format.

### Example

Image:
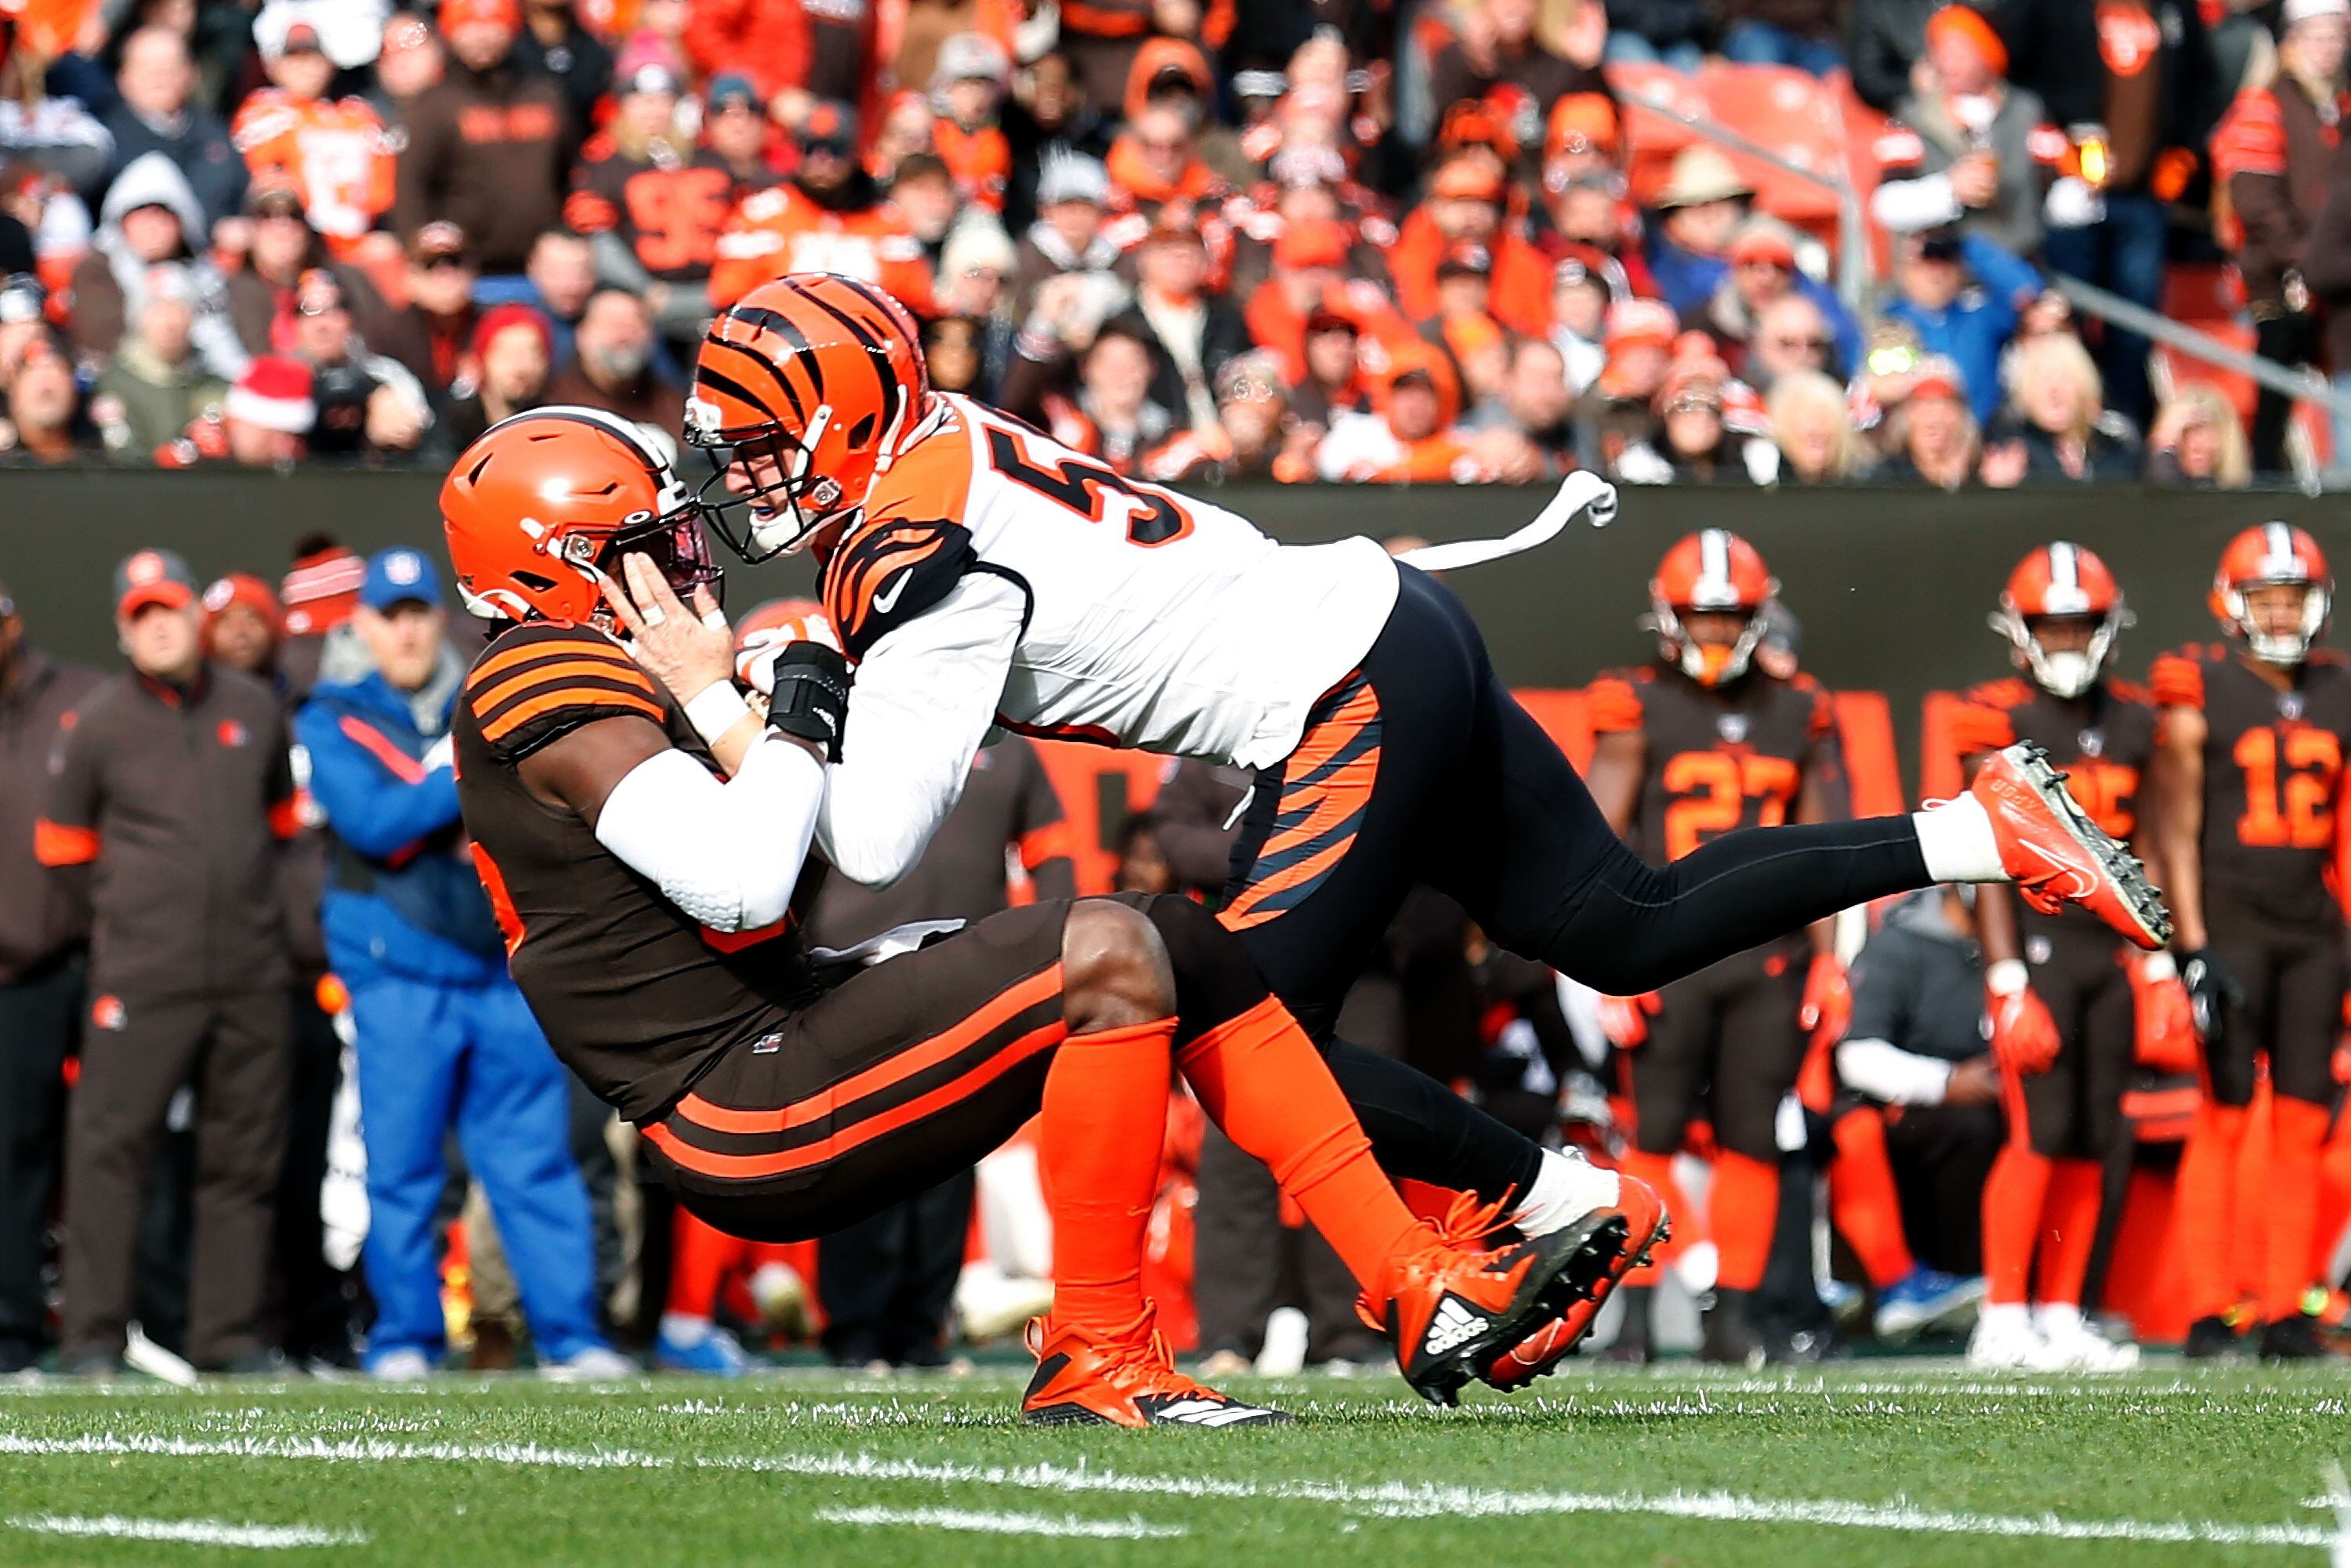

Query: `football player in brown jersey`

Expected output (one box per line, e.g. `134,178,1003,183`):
1954,543,2185,1370
2153,523,2351,1360
1581,530,1853,1361
438,406,1629,1423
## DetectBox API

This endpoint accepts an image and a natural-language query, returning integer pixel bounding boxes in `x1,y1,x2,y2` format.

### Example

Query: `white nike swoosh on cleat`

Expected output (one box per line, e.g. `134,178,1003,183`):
2014,838,2096,900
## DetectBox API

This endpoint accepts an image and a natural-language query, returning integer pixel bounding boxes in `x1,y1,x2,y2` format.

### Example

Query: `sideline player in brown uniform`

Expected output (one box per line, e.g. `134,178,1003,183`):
1954,544,2182,1371
1584,530,1850,1360
439,406,1626,1423
2154,523,2351,1361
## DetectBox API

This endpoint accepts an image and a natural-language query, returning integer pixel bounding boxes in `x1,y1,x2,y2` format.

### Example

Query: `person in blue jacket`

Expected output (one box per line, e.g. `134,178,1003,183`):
1880,227,2044,428
296,549,626,1382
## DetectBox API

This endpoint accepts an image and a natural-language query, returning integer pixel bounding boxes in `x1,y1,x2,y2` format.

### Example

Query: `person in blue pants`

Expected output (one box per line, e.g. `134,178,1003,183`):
297,548,626,1382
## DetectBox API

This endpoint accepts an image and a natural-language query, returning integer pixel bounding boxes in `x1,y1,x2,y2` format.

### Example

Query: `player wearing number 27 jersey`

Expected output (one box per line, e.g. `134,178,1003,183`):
687,273,2171,1387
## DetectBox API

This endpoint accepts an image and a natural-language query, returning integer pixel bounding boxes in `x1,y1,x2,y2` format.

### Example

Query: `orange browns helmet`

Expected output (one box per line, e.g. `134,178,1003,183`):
440,406,721,625
688,273,930,563
1990,541,2132,700
1648,528,1777,687
2212,522,2332,665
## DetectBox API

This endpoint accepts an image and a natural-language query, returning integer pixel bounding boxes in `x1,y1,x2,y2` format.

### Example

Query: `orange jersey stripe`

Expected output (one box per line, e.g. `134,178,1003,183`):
473,657,655,716
673,962,1066,1136
468,635,634,690
481,687,666,744
645,1019,1066,1179
33,818,100,866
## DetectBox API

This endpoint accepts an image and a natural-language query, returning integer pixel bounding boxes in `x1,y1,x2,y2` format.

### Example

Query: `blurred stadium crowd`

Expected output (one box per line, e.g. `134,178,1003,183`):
0,0,2337,483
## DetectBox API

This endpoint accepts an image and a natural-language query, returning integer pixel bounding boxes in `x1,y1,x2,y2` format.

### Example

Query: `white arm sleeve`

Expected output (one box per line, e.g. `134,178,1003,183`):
1836,1037,1955,1106
1870,172,1964,234
816,572,1026,888
592,737,824,932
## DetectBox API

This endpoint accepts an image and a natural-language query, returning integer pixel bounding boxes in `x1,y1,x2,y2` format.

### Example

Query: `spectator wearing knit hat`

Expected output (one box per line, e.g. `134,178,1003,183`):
394,0,574,276
223,355,317,466
429,301,552,459
1869,5,2058,263
1012,150,1123,317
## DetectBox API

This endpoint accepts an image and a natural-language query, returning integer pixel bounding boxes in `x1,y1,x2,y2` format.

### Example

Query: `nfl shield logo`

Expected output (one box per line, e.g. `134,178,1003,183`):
2078,728,2103,758
1718,713,1749,744
2280,691,2306,721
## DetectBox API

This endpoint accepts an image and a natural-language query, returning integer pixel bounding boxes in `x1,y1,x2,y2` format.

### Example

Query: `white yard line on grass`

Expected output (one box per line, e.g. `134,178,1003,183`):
815,1505,1183,1539
5,1512,366,1549
0,1429,2328,1551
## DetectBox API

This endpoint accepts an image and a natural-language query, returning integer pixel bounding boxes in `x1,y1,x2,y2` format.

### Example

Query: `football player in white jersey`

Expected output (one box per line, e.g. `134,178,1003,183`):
680,273,2170,1385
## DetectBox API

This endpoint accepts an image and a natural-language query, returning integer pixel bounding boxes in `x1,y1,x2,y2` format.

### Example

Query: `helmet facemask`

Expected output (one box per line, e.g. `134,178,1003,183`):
1992,607,2126,699
1650,601,1764,687
2226,579,2330,665
687,402,844,563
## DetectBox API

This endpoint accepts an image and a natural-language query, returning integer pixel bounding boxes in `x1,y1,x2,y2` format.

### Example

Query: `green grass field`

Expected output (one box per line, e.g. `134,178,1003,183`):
3,1363,2349,1566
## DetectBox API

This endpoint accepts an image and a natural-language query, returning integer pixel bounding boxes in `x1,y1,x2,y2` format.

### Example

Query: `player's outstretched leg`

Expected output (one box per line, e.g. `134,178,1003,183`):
1139,895,1637,1406
1020,902,1290,1428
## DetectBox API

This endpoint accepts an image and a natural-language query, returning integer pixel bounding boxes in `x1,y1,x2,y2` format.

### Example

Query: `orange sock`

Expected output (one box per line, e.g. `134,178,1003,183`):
1041,1016,1175,1332
1177,996,1425,1292
2176,1100,2249,1321
2035,1158,2102,1309
1980,1144,2051,1308
1621,1150,1699,1284
1830,1110,1914,1290
2313,1124,2351,1282
666,1208,747,1320
1711,1151,1778,1291
2265,1095,2331,1321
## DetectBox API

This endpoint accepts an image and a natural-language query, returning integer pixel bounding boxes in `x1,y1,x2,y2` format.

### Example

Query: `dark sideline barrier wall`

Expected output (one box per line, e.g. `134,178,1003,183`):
3,469,2342,796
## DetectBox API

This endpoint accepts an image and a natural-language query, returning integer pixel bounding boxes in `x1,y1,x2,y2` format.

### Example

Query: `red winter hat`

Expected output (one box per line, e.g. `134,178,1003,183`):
470,301,554,363
226,356,316,435
202,572,284,634
281,541,365,637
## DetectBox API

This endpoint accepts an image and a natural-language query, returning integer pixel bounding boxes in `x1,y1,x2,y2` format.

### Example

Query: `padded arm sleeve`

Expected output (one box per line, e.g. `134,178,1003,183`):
815,572,1027,889
592,737,825,932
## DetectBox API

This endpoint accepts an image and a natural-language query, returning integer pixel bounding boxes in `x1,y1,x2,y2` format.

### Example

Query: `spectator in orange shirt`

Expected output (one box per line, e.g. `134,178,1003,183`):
232,11,397,259
1104,99,1230,240
1389,155,1551,335
681,0,812,111
931,33,1012,212
706,100,934,310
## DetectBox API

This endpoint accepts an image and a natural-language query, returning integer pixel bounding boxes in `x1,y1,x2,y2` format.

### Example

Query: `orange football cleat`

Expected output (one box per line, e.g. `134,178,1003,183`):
1021,1309,1291,1428
1477,1175,1669,1392
1972,742,2170,949
1366,1196,1628,1407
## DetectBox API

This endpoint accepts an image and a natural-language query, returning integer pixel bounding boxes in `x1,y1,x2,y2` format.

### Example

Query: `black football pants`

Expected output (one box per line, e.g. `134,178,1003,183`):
1226,567,1935,1204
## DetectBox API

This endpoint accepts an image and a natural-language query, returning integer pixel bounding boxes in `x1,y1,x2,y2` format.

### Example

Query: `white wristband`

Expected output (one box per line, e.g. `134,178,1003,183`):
1987,959,2029,997
683,681,752,744
2139,951,2176,983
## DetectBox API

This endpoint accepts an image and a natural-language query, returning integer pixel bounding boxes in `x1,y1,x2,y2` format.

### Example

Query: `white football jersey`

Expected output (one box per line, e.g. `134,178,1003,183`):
823,393,1400,771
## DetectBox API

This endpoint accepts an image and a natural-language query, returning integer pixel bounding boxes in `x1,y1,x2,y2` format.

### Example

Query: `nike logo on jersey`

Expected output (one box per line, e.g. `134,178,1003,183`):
871,570,911,615
1423,1297,1491,1357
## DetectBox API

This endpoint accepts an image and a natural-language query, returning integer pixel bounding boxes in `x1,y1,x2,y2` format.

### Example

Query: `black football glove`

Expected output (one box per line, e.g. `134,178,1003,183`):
765,640,850,762
2179,948,2243,1044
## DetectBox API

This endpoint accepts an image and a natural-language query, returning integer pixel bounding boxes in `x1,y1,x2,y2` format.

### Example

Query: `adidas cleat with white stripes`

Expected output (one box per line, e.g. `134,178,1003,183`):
1373,1208,1629,1409
1020,1310,1292,1429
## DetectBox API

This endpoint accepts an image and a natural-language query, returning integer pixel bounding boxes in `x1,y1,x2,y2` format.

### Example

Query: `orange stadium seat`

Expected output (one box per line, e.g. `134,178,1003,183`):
1696,63,1846,230
1606,61,1708,210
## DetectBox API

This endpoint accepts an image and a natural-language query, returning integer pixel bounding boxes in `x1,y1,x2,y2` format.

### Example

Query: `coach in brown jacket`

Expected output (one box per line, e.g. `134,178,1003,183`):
0,580,100,1374
37,550,298,1375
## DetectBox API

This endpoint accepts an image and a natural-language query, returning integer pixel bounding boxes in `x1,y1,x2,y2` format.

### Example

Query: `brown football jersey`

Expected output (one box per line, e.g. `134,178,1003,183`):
1588,663,1840,867
453,619,821,1122
1952,674,2159,932
2150,642,2351,929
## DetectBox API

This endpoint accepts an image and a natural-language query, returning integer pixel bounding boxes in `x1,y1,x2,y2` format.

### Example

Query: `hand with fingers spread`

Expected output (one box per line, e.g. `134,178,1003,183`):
600,552,735,708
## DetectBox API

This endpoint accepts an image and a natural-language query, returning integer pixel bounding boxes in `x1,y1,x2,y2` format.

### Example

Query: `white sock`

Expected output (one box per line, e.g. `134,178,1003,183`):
2034,1302,2084,1338
1510,1147,1621,1237
1913,795,2006,883
1979,1302,2034,1336
660,1312,712,1345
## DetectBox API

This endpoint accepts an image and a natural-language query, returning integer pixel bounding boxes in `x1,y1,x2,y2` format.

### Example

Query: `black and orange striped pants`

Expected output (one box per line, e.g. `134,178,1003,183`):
1216,567,1935,1203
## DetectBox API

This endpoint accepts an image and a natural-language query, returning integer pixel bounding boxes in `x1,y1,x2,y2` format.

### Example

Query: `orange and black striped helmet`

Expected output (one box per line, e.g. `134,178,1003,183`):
689,273,929,561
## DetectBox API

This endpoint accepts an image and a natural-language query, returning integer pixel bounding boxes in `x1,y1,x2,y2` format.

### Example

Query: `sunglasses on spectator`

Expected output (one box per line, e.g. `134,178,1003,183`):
1768,334,1831,353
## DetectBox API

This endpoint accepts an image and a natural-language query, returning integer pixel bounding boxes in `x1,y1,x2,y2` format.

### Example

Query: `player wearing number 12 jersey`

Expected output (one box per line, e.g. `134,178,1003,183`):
2152,524,2351,1361
686,272,2171,1387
